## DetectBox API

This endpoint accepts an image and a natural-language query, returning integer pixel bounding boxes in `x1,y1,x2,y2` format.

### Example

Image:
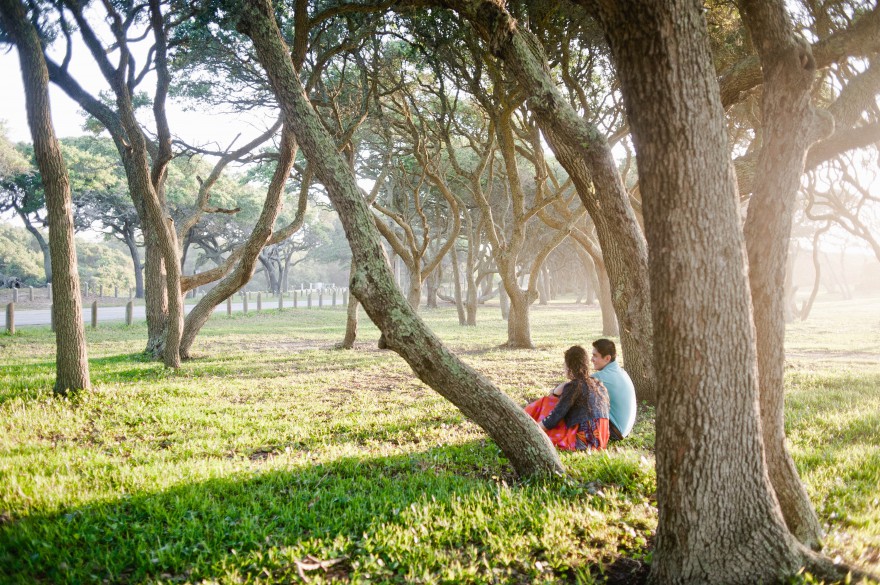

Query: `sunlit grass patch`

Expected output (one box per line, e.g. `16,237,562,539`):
1,295,878,582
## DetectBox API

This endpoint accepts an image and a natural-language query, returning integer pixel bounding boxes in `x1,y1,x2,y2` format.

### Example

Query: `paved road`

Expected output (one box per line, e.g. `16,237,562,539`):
4,297,341,328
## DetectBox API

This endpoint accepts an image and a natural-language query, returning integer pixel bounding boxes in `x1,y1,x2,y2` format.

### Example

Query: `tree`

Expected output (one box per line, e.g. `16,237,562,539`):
588,0,876,581
1,0,90,394
236,0,564,478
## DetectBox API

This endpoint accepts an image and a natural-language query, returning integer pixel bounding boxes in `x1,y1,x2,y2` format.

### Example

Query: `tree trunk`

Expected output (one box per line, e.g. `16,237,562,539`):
143,227,168,357
2,0,90,394
239,0,564,478
498,281,509,321
179,128,297,359
124,226,144,299
738,0,827,550
594,258,619,337
450,245,467,326
594,1,810,580
405,263,422,310
20,215,52,283
425,268,439,309
339,262,359,349
505,287,534,349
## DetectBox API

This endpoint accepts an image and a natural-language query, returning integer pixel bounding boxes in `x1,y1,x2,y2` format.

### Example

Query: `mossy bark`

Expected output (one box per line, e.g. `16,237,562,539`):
238,0,563,478
593,1,812,580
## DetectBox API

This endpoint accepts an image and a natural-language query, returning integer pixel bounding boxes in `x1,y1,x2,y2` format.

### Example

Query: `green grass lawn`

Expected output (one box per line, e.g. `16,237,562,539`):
1,295,878,584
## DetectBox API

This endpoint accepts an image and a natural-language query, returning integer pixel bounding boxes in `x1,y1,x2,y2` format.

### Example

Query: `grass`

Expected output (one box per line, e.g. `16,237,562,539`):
1,295,878,583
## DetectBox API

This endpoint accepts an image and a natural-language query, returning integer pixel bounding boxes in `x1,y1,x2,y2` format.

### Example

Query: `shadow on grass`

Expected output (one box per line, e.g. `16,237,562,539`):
0,443,652,585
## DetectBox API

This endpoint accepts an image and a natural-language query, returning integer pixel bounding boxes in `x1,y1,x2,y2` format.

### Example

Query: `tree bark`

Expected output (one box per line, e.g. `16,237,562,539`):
238,0,563,478
2,0,90,394
594,1,808,581
738,0,828,550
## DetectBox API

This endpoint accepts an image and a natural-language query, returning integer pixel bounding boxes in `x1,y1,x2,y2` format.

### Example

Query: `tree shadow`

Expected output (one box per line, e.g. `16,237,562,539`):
0,443,652,584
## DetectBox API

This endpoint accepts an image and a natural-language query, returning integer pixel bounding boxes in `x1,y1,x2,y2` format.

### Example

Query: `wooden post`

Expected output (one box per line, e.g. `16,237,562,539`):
278,291,284,311
114,285,119,298
12,288,18,303
243,292,249,314
318,289,323,308
227,297,232,316
29,286,34,301
126,300,134,326
91,300,98,329
5,303,13,335
257,292,262,312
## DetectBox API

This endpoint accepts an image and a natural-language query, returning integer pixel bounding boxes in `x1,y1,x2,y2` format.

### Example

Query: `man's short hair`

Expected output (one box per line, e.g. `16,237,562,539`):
592,338,616,361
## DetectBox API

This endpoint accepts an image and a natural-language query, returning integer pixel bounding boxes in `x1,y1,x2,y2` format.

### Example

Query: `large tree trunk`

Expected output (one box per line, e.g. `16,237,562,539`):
179,128,297,359
143,227,168,356
2,0,90,394
446,0,656,405
593,1,822,581
738,0,827,550
594,258,619,337
239,0,563,478
504,287,534,349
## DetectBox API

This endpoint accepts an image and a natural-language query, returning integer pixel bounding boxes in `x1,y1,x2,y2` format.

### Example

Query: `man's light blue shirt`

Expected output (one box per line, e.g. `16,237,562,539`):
591,360,636,437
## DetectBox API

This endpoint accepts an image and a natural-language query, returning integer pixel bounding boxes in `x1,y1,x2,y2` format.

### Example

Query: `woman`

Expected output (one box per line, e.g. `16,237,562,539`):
525,345,610,451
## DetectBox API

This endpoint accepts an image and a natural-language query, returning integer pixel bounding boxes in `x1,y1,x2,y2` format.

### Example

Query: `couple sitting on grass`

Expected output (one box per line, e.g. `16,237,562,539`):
525,339,636,452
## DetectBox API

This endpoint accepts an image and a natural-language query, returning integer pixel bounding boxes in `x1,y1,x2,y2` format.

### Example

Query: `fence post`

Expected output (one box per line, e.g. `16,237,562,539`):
227,297,232,316
243,292,248,314
115,286,119,298
278,291,284,311
5,303,13,335
257,292,262,312
318,289,323,308
12,288,18,303
91,301,98,329
29,287,34,301
126,300,133,326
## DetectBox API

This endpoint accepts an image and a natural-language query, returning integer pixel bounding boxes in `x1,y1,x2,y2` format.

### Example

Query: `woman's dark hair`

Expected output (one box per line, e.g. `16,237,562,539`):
564,345,590,380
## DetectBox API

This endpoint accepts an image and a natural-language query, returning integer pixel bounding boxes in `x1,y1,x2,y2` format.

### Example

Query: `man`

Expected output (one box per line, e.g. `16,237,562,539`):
590,339,637,441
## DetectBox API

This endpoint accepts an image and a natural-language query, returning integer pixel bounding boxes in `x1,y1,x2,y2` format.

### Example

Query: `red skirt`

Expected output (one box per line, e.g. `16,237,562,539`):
524,395,609,451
